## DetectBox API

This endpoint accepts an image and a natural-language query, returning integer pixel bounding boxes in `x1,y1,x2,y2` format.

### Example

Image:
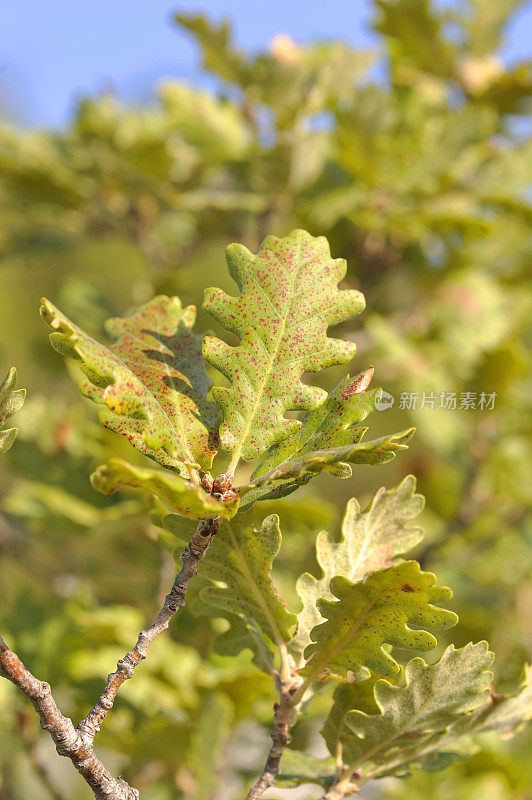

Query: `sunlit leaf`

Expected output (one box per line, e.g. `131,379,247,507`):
199,511,296,648
302,561,457,682
339,643,493,772
203,229,365,464
291,476,425,656
91,458,238,520
41,295,218,475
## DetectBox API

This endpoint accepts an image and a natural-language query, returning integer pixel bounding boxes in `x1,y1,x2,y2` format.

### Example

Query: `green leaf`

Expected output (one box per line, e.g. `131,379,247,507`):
339,643,494,773
356,662,532,778
203,229,365,464
0,368,26,455
251,370,377,481
301,561,457,682
322,677,381,763
91,458,238,520
40,295,218,475
247,428,415,493
198,511,296,649
291,476,425,656
276,749,336,788
455,663,532,739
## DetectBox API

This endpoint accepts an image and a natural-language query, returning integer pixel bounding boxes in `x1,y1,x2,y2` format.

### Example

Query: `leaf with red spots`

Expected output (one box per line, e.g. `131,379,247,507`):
203,229,365,467
301,561,457,683
239,372,414,508
290,476,425,657
40,296,218,476
333,643,493,775
0,368,26,455
198,511,296,650
91,458,237,520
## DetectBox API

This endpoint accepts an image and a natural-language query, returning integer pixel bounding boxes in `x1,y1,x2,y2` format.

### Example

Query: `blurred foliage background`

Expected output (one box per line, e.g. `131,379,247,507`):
0,0,531,798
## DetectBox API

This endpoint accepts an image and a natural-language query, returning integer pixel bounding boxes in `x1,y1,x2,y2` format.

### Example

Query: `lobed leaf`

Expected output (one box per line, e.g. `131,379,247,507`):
91,458,237,520
362,662,532,777
238,376,414,509
40,296,218,475
290,476,425,656
322,677,381,762
0,368,26,455
198,511,296,649
454,663,532,739
251,370,377,480
339,643,494,772
248,428,415,490
302,561,457,682
203,229,365,464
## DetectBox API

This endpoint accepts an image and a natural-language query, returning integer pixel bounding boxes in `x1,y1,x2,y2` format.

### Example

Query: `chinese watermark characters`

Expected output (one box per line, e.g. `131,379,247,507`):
374,390,497,411
397,391,496,411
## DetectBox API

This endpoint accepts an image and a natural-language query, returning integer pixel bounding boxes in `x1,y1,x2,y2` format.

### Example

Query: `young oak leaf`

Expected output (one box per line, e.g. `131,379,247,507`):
202,229,365,465
91,458,238,520
0,368,26,455
40,295,218,476
301,561,457,682
362,663,532,777
452,663,532,739
321,676,382,765
246,428,415,495
251,369,378,481
339,643,494,772
290,476,425,657
198,511,296,649
163,517,278,672
239,369,411,509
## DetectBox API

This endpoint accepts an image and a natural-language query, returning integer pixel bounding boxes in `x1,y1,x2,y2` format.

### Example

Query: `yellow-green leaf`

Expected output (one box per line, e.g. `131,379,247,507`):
0,368,26,455
203,229,365,465
40,295,218,475
91,458,238,520
199,511,296,648
302,561,457,682
291,476,425,656
339,643,494,773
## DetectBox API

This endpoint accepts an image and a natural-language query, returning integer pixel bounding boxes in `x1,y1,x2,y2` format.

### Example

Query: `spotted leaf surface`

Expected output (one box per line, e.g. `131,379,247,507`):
40,296,218,475
0,368,26,455
290,476,425,656
339,643,493,772
252,370,377,481
356,662,532,777
91,458,237,520
302,561,457,682
246,428,415,495
203,229,365,464
199,511,296,648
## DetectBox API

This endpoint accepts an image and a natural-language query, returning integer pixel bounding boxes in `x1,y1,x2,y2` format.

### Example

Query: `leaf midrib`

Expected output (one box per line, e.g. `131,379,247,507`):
228,232,303,468
227,523,288,648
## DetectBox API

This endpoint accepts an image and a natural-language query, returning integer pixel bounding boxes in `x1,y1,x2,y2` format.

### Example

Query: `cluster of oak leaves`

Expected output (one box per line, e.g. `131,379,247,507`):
1,230,531,795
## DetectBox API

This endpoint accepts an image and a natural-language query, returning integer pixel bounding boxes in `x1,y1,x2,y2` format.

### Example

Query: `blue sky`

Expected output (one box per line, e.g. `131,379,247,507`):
1,0,531,128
